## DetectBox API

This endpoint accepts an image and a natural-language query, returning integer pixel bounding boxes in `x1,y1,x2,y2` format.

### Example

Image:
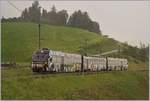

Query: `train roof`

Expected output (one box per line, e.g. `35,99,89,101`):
32,48,128,62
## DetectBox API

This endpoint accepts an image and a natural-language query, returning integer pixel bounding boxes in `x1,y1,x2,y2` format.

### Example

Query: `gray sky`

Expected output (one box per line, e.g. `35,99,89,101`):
1,1,150,47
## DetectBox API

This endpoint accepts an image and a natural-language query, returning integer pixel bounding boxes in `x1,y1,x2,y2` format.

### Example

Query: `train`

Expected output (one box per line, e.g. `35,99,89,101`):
31,48,128,72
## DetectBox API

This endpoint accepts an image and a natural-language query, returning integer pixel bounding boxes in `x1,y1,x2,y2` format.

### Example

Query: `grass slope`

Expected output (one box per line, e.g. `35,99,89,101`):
1,22,149,100
2,22,119,62
1,68,148,100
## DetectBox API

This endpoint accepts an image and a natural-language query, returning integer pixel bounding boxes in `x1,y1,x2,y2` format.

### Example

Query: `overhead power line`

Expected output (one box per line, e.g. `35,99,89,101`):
7,1,22,12
91,49,123,57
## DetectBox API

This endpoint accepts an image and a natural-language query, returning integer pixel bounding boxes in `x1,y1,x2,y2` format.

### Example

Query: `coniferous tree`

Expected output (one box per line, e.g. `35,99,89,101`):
68,10,101,34
48,5,57,25
57,10,68,25
41,8,48,23
21,1,41,23
21,8,29,21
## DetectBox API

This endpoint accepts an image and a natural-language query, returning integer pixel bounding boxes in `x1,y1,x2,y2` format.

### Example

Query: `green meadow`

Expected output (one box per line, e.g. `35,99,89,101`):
1,22,149,100
1,67,148,100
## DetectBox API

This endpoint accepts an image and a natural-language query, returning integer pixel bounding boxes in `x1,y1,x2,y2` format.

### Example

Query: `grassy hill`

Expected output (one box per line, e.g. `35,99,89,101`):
1,22,148,100
2,22,120,62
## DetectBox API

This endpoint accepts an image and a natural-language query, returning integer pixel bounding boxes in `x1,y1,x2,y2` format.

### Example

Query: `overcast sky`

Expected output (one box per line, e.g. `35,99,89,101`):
1,1,150,47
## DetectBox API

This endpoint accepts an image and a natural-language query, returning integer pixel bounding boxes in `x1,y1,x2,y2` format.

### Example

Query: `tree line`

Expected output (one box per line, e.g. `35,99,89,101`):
2,1,101,34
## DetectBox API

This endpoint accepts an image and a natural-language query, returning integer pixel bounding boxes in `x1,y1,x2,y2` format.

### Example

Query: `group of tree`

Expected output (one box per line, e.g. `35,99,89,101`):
67,10,101,34
2,1,101,34
41,6,68,26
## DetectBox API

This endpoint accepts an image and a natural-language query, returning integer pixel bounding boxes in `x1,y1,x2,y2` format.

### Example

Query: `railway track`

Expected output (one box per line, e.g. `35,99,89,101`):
2,69,148,81
2,72,81,80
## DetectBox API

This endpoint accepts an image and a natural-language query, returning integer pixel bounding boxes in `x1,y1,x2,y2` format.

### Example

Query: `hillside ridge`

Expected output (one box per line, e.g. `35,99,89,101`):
2,22,123,62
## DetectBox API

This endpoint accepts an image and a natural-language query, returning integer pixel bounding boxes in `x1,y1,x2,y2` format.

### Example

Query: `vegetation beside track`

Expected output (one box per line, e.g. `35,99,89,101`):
1,61,149,100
